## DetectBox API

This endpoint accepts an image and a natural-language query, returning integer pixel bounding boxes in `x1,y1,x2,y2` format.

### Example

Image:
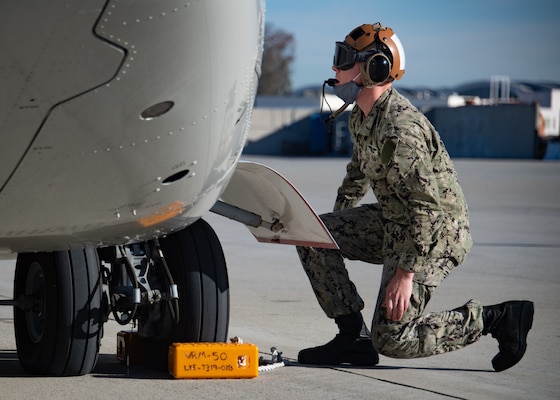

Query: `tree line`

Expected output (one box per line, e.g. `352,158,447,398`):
257,23,295,96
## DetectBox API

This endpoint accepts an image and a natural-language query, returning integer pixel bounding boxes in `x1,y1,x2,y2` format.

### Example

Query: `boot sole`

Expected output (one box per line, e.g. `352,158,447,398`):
492,300,534,372
298,339,379,366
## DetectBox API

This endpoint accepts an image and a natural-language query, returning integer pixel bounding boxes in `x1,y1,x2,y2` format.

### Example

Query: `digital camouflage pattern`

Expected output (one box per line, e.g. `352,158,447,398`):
297,87,483,358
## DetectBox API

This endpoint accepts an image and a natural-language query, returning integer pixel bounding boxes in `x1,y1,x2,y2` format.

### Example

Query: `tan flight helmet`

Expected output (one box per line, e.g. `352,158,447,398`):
338,22,406,87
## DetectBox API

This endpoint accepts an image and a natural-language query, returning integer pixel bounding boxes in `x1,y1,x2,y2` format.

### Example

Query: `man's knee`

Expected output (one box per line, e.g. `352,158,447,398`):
372,323,435,359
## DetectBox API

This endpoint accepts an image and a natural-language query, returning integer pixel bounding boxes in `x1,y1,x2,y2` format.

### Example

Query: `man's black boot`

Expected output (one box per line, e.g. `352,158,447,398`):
482,300,534,372
297,312,379,366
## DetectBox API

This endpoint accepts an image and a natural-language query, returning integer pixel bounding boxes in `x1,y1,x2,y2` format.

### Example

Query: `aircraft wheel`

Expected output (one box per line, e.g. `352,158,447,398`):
13,248,103,376
159,218,230,343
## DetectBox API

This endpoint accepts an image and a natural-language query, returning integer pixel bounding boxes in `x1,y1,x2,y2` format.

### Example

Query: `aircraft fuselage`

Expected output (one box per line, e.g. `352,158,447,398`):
0,0,264,255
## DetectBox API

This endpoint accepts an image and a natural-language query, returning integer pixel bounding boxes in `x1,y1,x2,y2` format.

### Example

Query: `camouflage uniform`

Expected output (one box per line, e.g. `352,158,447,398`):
297,87,483,358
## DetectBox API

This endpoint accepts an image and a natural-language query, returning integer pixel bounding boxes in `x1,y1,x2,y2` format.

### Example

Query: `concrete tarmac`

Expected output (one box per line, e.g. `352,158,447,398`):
0,156,559,399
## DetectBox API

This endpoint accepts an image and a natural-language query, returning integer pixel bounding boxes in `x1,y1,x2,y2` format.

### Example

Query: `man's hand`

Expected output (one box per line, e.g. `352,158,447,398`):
382,268,414,321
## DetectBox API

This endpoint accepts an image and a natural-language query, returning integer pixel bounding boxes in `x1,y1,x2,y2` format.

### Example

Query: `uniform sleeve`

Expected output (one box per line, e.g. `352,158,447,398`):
333,150,371,211
387,133,444,274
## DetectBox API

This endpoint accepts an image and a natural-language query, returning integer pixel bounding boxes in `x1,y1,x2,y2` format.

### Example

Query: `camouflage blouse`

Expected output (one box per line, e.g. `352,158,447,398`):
334,87,473,278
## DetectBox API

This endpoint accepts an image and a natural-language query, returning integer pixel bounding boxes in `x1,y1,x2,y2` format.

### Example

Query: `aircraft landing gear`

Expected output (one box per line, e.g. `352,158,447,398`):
107,218,230,368
9,218,228,375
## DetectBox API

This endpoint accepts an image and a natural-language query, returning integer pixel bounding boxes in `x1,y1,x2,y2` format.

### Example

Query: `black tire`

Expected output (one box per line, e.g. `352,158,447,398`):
13,248,103,376
159,218,230,343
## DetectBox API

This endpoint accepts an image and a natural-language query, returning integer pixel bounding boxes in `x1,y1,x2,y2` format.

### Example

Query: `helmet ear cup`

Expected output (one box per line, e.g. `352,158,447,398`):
360,52,391,87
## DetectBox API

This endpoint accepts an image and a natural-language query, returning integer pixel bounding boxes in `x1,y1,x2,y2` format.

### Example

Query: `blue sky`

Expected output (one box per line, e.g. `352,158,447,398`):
264,0,560,89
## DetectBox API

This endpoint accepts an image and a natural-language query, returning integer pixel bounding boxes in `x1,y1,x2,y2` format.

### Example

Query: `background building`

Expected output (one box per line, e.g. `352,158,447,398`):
244,79,560,159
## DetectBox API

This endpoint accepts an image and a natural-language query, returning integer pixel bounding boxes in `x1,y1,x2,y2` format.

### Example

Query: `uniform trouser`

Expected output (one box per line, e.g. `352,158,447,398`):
296,204,484,359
